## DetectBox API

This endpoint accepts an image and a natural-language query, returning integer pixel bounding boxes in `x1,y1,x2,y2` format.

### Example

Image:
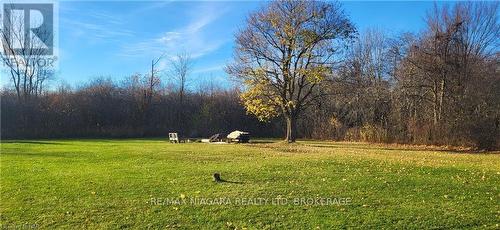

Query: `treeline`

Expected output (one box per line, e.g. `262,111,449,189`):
1,1,499,149
302,2,500,149
1,78,281,139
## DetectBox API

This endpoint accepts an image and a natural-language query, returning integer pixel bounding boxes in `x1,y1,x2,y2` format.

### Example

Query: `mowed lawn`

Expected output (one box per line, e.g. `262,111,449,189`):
1,139,499,229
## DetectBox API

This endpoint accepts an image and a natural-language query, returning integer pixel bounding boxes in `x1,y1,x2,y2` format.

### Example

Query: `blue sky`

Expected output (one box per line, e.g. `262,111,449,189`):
2,1,446,89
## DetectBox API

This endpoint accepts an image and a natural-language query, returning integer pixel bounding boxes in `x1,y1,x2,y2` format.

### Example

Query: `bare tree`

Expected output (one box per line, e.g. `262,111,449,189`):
169,52,192,104
393,1,499,147
401,2,498,125
137,53,164,129
335,29,392,135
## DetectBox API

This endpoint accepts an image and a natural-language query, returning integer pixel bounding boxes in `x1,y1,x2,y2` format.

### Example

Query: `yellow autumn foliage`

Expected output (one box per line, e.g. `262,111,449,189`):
240,83,280,122
298,65,329,83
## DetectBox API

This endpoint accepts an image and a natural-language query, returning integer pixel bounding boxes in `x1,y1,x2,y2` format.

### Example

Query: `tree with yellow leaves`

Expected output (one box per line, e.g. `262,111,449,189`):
227,0,355,142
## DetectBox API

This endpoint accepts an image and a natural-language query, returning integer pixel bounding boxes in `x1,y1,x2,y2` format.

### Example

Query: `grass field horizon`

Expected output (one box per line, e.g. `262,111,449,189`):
1,139,499,229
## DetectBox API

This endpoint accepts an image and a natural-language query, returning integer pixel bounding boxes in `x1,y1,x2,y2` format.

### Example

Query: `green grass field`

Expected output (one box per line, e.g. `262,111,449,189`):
1,139,499,229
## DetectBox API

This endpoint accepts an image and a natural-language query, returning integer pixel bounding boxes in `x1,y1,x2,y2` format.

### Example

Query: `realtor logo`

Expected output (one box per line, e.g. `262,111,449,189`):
0,1,58,70
2,3,54,55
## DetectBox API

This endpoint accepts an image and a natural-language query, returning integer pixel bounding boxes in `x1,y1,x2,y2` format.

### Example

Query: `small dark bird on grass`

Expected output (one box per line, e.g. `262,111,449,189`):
213,172,222,183
212,172,243,184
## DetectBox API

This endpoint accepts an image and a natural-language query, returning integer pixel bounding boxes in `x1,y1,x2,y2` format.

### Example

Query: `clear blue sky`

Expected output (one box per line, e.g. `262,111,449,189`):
1,1,447,89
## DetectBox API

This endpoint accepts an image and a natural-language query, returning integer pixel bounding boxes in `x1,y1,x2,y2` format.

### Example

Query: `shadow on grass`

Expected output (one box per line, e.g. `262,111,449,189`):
1,141,67,145
216,179,244,184
306,144,499,155
0,150,85,158
249,140,276,144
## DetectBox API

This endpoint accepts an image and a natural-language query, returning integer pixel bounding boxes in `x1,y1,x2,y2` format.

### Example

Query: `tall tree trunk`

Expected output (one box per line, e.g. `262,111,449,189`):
284,114,297,143
437,78,445,122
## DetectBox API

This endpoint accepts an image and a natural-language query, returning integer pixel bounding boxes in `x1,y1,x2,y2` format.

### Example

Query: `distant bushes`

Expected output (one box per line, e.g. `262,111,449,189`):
1,79,281,139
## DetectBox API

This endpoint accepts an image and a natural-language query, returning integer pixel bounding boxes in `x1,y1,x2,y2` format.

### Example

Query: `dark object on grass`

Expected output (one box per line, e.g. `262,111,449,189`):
213,172,222,182
212,172,243,184
226,130,250,143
